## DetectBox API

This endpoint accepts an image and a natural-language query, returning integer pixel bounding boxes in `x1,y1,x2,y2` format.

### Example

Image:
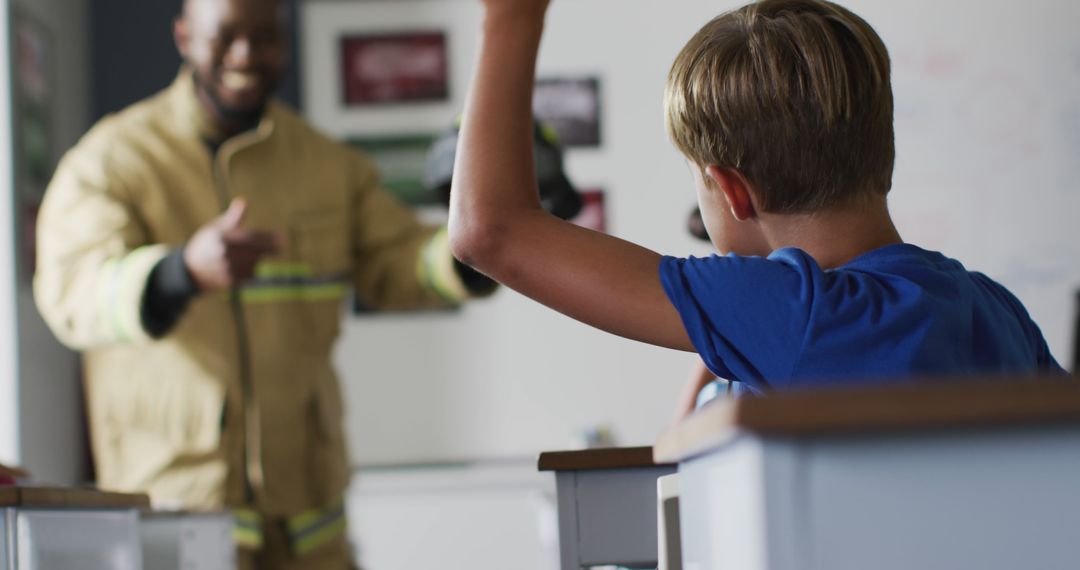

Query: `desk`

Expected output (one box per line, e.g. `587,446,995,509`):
141,511,235,570
655,376,1080,570
539,446,675,569
0,486,148,570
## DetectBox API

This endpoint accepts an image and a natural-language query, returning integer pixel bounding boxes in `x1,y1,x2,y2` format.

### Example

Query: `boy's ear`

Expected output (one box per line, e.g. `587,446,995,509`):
705,165,757,221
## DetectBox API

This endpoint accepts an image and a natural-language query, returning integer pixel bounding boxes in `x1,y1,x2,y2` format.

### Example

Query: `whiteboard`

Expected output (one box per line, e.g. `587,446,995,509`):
302,0,1080,465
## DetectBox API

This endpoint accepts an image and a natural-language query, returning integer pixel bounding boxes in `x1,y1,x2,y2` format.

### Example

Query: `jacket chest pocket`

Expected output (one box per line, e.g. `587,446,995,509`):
292,215,350,274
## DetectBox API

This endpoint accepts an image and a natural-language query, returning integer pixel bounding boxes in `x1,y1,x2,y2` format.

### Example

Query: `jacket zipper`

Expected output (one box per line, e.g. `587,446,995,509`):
212,141,264,504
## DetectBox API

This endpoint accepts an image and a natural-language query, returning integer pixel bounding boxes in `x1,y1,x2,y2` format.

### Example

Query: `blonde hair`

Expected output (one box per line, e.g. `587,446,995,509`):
665,0,894,213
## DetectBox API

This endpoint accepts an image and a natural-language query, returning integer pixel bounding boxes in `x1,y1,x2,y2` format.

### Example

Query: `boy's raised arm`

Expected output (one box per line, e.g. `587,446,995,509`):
448,0,694,351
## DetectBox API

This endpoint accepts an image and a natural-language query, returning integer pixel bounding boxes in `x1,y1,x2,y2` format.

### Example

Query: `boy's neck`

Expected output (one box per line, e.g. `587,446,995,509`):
758,194,902,270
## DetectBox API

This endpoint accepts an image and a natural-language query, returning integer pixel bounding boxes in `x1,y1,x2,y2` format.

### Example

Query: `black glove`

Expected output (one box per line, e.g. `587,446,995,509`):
424,117,584,221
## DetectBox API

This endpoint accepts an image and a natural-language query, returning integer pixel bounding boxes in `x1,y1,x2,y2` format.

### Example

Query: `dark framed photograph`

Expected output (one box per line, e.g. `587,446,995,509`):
13,10,53,197
569,189,607,233
534,76,602,147
349,134,439,205
341,31,449,106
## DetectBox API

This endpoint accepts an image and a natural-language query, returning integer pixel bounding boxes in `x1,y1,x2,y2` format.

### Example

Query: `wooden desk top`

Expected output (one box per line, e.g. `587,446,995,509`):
655,375,1080,463
0,486,150,509
538,446,674,472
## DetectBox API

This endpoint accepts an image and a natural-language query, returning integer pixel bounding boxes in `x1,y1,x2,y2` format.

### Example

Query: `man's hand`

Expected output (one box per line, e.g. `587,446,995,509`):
184,198,282,292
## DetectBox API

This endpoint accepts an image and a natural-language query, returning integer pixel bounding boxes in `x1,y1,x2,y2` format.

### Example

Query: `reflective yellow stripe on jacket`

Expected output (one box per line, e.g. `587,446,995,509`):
233,498,346,555
417,227,470,304
285,499,348,556
233,508,264,550
240,262,348,304
95,245,169,343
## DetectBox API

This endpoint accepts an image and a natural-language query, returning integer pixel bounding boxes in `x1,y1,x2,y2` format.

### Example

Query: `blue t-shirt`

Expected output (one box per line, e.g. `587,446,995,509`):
660,244,1064,396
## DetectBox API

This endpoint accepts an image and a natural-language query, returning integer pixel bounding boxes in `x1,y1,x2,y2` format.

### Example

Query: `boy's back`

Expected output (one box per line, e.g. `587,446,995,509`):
447,0,1065,393
663,244,1062,395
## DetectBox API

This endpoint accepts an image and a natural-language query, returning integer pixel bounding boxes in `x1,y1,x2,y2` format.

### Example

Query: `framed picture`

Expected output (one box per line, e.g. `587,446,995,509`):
569,189,607,233
12,11,53,284
341,31,449,106
21,202,39,278
534,76,602,147
13,11,53,198
349,134,440,205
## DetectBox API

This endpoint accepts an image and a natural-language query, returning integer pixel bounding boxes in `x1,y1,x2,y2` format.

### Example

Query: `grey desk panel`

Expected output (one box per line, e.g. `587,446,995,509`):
141,512,236,570
1,510,10,570
555,464,676,569
15,509,142,570
804,425,1080,570
679,424,1080,570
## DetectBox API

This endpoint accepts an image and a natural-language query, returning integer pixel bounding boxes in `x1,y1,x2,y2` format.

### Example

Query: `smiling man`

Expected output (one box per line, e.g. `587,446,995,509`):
178,0,286,137
33,0,494,568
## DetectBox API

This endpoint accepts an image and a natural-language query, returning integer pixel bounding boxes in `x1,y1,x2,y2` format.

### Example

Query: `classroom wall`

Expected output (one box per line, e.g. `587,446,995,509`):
349,460,557,570
0,0,16,466
4,0,92,483
302,0,1080,467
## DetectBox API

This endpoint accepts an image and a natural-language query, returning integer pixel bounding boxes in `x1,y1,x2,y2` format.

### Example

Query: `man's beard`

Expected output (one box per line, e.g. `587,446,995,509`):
192,70,268,131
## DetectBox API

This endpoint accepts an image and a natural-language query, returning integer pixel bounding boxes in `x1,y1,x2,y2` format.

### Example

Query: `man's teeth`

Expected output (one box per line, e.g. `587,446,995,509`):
222,72,258,90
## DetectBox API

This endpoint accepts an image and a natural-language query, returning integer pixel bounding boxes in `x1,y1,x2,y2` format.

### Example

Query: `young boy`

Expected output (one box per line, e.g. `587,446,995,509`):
449,0,1065,396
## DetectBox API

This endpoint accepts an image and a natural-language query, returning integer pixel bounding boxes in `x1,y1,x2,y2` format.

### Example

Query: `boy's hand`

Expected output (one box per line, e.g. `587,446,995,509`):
479,0,548,30
481,0,548,18
184,198,282,291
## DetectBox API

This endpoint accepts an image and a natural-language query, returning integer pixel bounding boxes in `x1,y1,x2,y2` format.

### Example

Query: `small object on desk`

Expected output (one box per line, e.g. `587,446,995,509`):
571,423,618,449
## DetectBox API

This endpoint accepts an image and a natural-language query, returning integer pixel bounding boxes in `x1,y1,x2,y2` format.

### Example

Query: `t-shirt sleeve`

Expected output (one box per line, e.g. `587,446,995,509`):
659,251,817,392
971,272,1068,374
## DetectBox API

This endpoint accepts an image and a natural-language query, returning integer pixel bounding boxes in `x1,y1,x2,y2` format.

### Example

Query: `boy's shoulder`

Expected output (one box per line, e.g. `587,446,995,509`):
834,244,952,271
659,244,975,322
664,243,955,284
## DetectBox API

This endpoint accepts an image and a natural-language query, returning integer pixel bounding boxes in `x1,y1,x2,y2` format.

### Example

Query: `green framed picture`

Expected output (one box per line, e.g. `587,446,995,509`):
349,134,439,205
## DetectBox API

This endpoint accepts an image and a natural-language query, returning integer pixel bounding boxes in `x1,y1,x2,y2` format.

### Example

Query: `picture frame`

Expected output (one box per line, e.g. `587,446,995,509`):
569,189,607,233
12,10,53,199
534,76,602,148
11,10,53,283
349,134,440,206
340,31,450,106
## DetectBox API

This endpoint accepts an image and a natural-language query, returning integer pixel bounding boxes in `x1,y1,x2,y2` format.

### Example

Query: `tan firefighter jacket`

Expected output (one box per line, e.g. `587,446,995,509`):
33,71,478,530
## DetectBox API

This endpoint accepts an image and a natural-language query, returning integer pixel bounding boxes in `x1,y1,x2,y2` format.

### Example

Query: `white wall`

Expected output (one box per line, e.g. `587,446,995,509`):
302,0,1080,466
5,0,89,483
348,462,558,570
0,0,17,467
